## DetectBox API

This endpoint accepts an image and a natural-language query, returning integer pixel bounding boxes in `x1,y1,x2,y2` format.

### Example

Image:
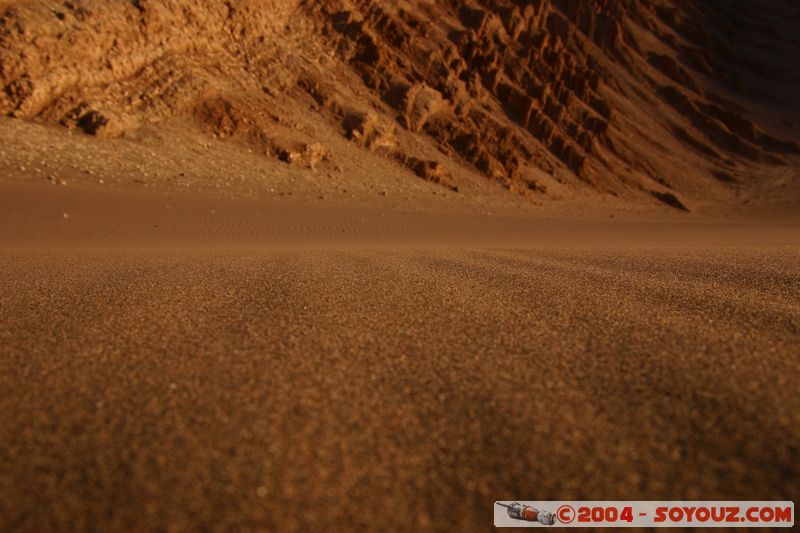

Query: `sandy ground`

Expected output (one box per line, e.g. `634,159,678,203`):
2,178,800,250
1,175,799,531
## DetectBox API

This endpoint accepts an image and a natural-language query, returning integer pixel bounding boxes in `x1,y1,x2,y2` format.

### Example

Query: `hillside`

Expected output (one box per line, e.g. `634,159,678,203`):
1,0,799,212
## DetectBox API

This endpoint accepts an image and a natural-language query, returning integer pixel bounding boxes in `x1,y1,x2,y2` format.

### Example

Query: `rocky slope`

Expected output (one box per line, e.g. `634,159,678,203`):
1,0,799,211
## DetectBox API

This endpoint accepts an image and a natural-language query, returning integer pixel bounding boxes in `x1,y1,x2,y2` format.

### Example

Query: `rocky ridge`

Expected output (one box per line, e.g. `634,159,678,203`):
1,0,799,210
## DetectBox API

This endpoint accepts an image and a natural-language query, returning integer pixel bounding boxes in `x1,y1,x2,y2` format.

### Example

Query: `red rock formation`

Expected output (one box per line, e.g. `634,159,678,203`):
1,0,798,206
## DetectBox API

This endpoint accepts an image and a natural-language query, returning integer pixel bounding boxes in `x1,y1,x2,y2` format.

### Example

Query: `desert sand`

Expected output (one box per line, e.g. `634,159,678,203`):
2,242,799,530
2,164,799,530
1,0,800,531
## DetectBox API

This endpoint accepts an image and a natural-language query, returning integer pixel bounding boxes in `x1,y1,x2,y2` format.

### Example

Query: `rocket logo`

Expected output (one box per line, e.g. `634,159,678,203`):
496,502,556,525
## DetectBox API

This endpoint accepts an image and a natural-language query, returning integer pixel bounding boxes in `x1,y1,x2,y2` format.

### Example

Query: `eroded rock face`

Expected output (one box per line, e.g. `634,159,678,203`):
0,0,303,132
342,110,397,152
1,0,798,204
